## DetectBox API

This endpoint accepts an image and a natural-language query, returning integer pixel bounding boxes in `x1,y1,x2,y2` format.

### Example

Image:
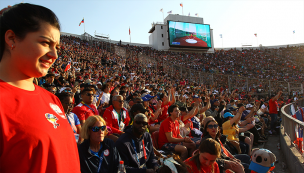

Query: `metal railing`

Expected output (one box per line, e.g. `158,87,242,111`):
281,99,304,155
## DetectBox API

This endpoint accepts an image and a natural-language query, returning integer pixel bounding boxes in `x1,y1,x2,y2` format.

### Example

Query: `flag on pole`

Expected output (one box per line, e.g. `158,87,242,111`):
79,18,84,26
168,10,172,14
180,3,183,7
64,61,71,72
188,12,190,16
195,13,198,16
219,34,222,38
129,27,131,35
254,33,257,37
293,30,295,34
160,8,163,12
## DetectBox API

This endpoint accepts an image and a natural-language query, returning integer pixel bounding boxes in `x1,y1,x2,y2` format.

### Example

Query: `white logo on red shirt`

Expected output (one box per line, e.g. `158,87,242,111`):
50,103,65,119
45,113,60,128
104,149,109,156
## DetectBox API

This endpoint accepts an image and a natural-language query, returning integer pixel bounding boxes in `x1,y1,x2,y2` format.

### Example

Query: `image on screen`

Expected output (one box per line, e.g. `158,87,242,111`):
168,21,211,48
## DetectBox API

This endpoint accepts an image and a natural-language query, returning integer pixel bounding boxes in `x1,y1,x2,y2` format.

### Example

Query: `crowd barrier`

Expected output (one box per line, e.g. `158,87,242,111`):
280,100,304,172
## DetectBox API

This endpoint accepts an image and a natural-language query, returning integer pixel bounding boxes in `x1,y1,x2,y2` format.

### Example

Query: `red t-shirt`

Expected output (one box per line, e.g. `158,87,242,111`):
72,102,99,121
0,80,80,173
158,102,171,123
158,116,181,149
184,157,220,173
148,107,158,124
269,99,279,114
181,115,193,129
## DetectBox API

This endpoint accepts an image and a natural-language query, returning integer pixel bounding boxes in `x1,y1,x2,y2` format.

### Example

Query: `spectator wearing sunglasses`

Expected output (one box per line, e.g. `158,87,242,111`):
116,113,159,173
103,95,130,135
72,88,99,126
201,120,251,173
78,116,120,173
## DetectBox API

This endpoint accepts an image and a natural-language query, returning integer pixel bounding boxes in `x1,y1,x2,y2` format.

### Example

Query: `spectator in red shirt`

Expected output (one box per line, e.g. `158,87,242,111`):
103,95,130,135
158,105,196,161
184,138,221,173
158,87,176,123
72,88,99,125
268,91,282,134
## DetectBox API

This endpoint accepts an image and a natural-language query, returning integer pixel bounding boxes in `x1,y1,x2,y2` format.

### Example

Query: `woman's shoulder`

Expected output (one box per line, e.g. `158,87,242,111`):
103,138,115,147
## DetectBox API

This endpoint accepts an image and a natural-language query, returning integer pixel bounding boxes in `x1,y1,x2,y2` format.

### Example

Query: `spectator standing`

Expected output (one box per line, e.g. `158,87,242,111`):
0,3,80,173
268,91,282,134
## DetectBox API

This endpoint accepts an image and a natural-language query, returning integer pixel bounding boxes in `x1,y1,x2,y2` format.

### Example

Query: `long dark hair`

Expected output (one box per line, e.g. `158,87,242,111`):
203,120,221,139
0,3,60,60
190,138,221,173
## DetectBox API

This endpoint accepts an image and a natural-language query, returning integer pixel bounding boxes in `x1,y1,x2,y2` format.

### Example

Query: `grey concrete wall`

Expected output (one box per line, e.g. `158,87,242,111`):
280,103,304,173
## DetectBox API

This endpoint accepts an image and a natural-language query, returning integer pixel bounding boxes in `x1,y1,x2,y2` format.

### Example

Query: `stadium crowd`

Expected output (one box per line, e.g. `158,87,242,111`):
36,34,301,173
1,3,302,173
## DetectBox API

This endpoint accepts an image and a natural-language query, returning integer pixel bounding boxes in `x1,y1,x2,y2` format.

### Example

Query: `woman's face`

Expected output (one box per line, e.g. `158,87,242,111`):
206,122,219,137
199,152,218,168
11,22,60,78
89,120,105,143
143,101,149,107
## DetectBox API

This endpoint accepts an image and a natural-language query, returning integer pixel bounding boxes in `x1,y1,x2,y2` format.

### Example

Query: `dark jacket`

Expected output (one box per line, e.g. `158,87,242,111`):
78,138,120,173
116,126,158,173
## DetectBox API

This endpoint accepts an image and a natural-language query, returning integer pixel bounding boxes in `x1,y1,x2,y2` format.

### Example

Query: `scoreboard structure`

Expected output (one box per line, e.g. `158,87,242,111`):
149,14,214,53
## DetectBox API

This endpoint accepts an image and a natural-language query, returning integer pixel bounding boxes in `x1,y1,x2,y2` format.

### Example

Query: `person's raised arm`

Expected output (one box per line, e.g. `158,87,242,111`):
272,91,282,101
169,87,176,105
199,97,211,114
230,106,245,126
182,100,200,121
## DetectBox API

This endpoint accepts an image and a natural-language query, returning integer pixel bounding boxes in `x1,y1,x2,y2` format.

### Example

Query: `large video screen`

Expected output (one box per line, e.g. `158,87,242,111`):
168,21,212,48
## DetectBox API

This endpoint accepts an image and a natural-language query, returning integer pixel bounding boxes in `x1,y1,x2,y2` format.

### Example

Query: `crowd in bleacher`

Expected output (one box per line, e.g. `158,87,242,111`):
3,3,301,173
35,34,303,173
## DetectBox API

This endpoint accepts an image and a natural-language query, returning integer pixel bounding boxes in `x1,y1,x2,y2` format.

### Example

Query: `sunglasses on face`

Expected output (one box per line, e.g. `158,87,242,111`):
115,100,124,103
64,90,72,93
134,121,149,126
208,124,219,129
90,126,106,132
86,93,95,97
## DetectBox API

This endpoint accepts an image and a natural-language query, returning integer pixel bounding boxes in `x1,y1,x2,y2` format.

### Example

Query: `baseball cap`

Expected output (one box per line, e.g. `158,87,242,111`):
223,112,234,118
97,82,102,85
144,94,155,99
193,95,200,99
141,96,151,102
85,79,92,84
246,104,254,109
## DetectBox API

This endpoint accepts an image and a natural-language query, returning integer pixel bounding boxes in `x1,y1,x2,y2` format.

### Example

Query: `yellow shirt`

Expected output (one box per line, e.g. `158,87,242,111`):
222,120,239,141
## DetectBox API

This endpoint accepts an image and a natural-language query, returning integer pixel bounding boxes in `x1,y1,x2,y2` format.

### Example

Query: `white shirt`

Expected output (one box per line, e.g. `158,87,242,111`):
100,92,110,104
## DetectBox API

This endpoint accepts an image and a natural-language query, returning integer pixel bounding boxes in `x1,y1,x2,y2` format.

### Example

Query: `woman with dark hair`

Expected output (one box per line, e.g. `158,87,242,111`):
201,120,251,173
0,3,80,173
184,138,221,173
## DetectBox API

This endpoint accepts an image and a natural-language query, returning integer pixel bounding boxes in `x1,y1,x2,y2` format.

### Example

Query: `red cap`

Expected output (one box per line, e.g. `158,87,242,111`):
120,161,124,164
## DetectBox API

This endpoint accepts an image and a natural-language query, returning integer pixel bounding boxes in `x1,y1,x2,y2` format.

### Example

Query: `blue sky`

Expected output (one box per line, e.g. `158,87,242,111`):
1,0,303,48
